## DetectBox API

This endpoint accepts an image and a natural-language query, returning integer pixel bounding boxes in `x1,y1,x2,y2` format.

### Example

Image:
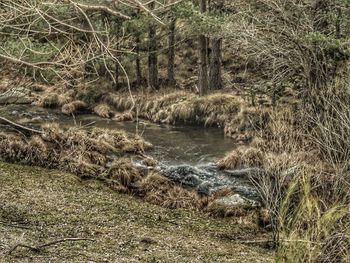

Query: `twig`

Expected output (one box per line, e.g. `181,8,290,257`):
69,1,131,20
82,121,97,128
7,238,95,255
0,221,31,230
231,239,325,245
0,117,43,134
232,239,270,244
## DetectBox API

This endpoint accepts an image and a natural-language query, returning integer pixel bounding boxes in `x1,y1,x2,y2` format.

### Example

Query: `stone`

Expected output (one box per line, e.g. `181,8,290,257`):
215,193,260,207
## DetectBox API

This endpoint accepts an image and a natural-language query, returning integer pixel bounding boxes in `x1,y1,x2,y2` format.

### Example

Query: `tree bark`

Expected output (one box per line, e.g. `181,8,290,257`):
198,0,208,96
135,34,142,87
209,38,222,90
114,34,120,90
114,61,120,89
167,18,176,86
148,2,159,89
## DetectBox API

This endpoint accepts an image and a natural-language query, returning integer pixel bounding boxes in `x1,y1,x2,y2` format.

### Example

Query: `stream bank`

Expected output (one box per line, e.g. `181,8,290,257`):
1,104,260,204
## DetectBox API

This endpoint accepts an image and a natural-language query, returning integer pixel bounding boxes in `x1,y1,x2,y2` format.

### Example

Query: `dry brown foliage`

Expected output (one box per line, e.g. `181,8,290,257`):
93,104,114,118
62,100,88,115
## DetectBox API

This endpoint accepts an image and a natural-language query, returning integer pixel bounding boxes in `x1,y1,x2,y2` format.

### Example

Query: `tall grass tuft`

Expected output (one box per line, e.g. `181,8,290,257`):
275,178,349,263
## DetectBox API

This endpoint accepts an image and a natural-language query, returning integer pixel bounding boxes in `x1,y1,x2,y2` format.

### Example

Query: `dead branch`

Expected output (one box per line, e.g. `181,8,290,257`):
0,221,31,230
69,1,131,20
7,238,95,255
0,117,43,134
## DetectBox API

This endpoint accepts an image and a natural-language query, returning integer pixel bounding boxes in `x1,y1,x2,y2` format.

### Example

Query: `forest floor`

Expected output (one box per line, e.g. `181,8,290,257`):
0,162,273,263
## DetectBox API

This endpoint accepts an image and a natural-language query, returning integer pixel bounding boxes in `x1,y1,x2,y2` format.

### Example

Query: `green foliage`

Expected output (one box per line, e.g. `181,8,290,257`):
174,1,227,37
122,12,151,34
76,85,105,106
305,32,350,59
1,37,57,63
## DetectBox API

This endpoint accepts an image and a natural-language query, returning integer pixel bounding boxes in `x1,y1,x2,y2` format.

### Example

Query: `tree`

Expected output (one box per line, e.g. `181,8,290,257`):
135,33,143,87
208,0,223,90
148,1,159,89
209,38,222,90
198,0,209,96
167,17,177,86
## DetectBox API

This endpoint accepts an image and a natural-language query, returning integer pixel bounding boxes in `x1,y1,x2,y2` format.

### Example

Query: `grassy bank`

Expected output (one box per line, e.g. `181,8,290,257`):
0,162,272,262
2,75,273,142
104,90,273,142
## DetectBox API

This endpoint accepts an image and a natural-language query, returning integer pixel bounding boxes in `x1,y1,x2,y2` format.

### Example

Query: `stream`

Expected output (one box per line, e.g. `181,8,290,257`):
1,105,260,204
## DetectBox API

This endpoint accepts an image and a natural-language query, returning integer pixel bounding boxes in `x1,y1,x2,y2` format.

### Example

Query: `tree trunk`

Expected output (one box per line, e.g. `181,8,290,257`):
209,38,222,90
114,35,120,90
148,2,159,89
135,34,142,87
114,61,120,89
198,0,208,96
167,18,176,86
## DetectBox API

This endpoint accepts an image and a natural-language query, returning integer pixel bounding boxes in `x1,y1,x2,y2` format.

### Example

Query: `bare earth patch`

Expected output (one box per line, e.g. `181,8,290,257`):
0,162,273,262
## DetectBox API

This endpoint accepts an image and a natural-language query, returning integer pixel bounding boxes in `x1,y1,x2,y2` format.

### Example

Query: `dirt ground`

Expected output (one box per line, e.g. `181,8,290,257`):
0,162,273,262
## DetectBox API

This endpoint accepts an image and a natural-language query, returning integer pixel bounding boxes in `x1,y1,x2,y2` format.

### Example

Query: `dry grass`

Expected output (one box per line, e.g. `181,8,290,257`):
36,93,60,108
113,111,134,122
107,91,243,130
0,123,147,173
218,147,264,170
138,172,204,209
34,90,74,109
226,98,350,261
142,157,157,167
108,158,142,188
0,124,218,212
93,103,113,118
62,100,87,115
204,188,259,220
205,202,252,218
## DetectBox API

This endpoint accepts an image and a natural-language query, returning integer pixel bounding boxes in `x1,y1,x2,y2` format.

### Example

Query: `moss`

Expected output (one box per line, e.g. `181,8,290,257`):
0,162,273,262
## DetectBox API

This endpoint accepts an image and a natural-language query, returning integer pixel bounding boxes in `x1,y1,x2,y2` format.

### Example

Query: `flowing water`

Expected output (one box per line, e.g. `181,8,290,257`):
1,105,260,202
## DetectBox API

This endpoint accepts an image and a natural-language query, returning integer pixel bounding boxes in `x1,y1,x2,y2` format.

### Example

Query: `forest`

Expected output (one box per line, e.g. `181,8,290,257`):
0,0,349,262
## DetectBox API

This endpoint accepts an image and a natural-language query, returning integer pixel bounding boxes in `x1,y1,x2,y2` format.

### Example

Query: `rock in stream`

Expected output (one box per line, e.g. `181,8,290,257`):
134,161,261,207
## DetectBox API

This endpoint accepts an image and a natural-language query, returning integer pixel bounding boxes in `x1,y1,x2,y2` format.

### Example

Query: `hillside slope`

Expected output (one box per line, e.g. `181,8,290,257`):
0,163,273,263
